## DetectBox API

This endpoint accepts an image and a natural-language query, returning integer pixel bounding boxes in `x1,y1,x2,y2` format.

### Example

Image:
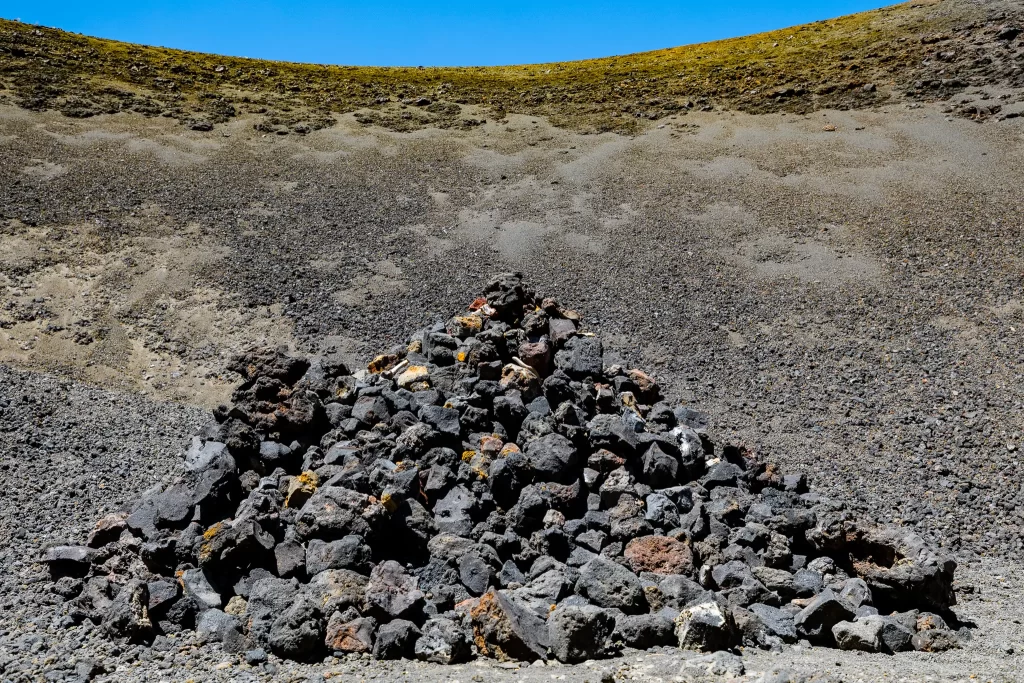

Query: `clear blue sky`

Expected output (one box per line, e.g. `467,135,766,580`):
4,1,893,67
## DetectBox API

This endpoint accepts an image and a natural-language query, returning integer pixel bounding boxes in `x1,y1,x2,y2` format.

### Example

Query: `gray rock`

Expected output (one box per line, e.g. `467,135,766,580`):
415,616,471,664
352,395,390,425
296,486,382,540
458,554,494,596
838,578,873,608
269,594,324,661
180,568,222,611
42,545,97,578
196,609,244,652
548,605,615,663
526,432,579,483
752,567,796,600
247,577,301,647
373,619,421,660
325,612,376,653
306,536,372,575
470,589,550,661
577,557,646,613
498,560,526,587
308,569,368,614
878,616,915,653
274,539,306,578
366,560,425,619
613,613,675,649
674,598,738,651
645,493,680,528
912,628,960,652
103,580,153,642
419,405,461,438
832,617,883,652
793,588,856,645
433,486,476,536
792,568,824,598
748,603,797,643
642,443,679,488
555,336,603,379
659,574,712,610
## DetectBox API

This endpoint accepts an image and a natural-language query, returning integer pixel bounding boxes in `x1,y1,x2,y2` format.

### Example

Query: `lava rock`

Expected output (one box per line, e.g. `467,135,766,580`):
548,605,615,663
373,619,421,660
793,588,856,645
414,616,472,664
577,557,647,613
365,560,425,619
675,597,739,651
469,589,550,661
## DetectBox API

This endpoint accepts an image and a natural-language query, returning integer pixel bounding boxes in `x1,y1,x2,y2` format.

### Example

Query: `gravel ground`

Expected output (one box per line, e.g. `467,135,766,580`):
1,39,1024,682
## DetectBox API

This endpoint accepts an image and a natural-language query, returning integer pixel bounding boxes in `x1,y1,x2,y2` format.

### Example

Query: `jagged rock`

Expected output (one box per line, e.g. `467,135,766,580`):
624,536,693,575
308,569,368,614
748,603,797,643
196,609,244,651
103,580,153,642
832,617,883,652
415,616,471,664
269,594,324,661
246,578,300,648
675,598,739,651
306,536,372,575
613,613,675,649
374,619,421,659
42,546,97,578
548,605,615,663
325,612,376,653
577,557,646,613
912,629,960,652
793,588,856,645
365,560,425,619
458,554,494,596
469,589,550,661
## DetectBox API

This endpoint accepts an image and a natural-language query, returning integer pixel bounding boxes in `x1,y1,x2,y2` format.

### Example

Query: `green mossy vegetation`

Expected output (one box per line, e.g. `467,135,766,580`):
0,1,978,133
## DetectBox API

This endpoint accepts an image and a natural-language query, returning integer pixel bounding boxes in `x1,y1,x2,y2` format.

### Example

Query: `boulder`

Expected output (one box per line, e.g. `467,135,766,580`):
793,588,856,645
415,616,472,664
548,606,615,663
674,598,739,652
365,560,425,619
624,536,693,575
268,595,324,661
469,589,550,661
103,580,153,643
325,612,376,653
374,619,421,660
577,557,647,613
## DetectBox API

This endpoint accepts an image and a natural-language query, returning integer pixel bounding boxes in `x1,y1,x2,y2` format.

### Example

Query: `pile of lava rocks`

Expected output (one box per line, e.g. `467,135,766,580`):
43,273,963,664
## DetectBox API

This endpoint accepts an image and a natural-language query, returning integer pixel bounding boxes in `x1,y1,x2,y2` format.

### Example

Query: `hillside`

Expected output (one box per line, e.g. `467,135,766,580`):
2,1,1024,681
1,0,1022,133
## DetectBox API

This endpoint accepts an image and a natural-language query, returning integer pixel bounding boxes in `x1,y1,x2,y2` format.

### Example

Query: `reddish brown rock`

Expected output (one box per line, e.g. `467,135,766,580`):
468,589,549,661
325,612,376,653
518,339,552,376
87,512,128,548
624,535,694,575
